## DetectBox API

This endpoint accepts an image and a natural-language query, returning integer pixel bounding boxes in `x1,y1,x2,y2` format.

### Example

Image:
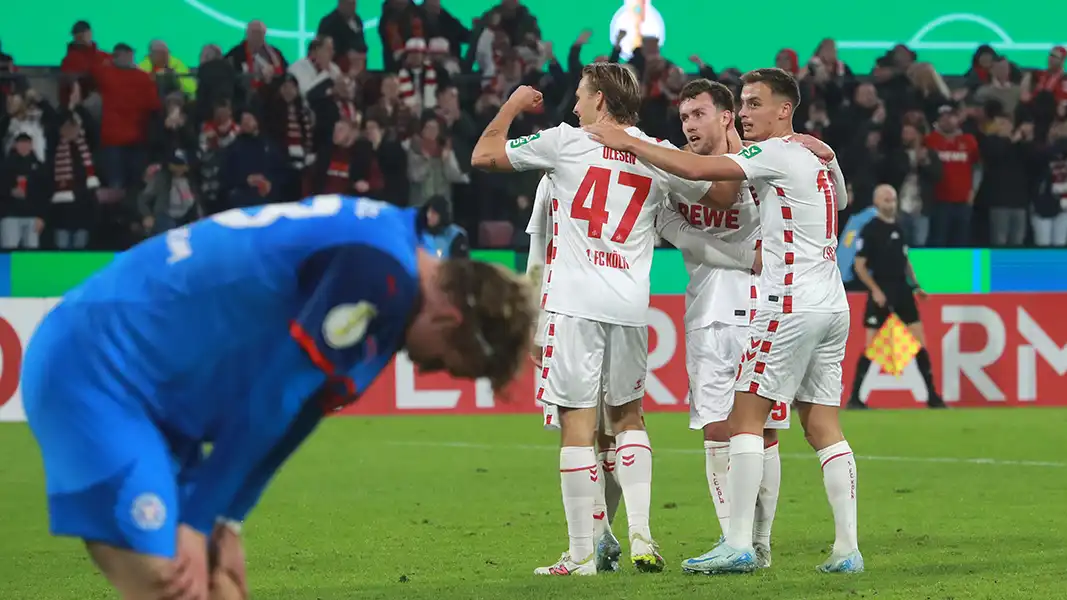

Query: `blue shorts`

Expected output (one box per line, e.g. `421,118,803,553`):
21,305,182,559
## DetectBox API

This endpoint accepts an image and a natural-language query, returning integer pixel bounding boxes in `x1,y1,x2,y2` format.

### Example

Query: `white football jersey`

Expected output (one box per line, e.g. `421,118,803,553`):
724,137,848,314
664,184,760,330
506,124,711,326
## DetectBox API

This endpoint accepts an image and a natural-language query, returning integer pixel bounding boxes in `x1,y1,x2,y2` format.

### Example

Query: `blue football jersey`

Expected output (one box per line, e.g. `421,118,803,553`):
44,195,422,531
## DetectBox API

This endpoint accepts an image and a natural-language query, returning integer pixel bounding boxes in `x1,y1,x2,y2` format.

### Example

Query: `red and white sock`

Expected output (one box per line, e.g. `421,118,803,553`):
560,446,598,561
704,440,731,537
724,433,763,550
817,440,859,555
615,430,653,541
753,440,781,548
593,450,615,538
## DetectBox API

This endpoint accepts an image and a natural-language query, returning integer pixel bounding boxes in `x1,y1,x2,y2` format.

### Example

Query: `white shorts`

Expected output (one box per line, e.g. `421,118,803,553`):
537,312,648,410
687,323,791,430
734,310,849,407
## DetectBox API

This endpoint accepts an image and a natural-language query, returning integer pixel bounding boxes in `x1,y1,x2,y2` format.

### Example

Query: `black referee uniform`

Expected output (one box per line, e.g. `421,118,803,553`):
847,217,944,408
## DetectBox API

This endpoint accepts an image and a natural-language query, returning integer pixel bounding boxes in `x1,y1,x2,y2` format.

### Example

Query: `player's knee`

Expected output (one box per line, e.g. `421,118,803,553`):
559,407,597,447
800,411,843,450
703,420,731,442
607,400,643,434
87,542,175,598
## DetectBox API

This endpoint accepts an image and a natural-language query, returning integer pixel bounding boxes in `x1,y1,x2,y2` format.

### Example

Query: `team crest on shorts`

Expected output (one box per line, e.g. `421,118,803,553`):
131,493,167,531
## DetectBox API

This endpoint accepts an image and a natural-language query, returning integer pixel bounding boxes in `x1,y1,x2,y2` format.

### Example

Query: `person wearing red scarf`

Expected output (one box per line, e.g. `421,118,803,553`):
225,21,288,91
310,120,383,196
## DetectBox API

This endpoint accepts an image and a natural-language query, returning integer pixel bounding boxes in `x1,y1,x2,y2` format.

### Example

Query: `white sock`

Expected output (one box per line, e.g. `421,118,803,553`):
724,433,763,550
754,440,781,549
615,430,653,541
560,446,598,561
593,451,611,538
603,447,622,526
816,440,859,556
703,440,731,538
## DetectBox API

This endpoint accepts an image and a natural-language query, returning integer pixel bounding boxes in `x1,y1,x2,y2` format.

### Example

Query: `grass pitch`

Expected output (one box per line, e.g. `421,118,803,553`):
2,408,1065,600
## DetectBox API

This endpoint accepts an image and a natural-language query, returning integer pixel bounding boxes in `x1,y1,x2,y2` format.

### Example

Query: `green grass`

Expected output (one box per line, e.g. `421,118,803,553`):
2,409,1066,599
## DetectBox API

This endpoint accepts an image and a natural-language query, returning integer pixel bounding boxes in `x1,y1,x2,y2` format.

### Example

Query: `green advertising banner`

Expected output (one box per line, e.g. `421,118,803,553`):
3,1,1064,73
3,248,992,298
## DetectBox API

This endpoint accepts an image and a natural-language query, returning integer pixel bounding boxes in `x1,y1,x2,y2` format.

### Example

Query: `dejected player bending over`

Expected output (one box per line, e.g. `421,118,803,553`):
20,196,534,600
472,62,718,576
588,68,863,574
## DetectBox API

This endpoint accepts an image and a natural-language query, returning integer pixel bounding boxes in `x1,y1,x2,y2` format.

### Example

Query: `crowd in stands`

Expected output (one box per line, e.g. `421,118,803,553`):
1,0,1066,252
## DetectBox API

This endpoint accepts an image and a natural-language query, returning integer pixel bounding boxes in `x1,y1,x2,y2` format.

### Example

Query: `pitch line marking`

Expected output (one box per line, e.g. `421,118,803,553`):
385,440,1066,468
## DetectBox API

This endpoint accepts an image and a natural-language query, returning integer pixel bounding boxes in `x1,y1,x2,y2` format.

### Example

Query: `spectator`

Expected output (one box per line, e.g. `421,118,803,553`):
368,74,405,134
91,43,162,190
47,110,99,249
363,113,408,205
428,38,462,77
398,38,450,112
2,89,53,161
418,194,469,258
976,57,1022,118
894,122,943,247
138,148,200,235
433,85,478,168
219,109,283,208
380,0,425,73
1021,46,1067,107
310,74,360,147
195,44,238,124
977,117,1033,246
421,0,471,62
964,45,998,92
289,37,341,99
906,62,951,123
1033,121,1067,246
316,0,368,64
925,104,981,247
58,20,110,106
311,118,382,197
198,99,238,213
263,74,314,201
0,43,23,99
405,115,466,207
139,40,197,98
148,94,198,172
226,21,288,92
487,0,538,49
0,132,48,249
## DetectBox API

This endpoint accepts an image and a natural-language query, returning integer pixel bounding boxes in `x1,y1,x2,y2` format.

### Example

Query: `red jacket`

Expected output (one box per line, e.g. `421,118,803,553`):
92,63,162,147
59,42,111,104
924,130,979,204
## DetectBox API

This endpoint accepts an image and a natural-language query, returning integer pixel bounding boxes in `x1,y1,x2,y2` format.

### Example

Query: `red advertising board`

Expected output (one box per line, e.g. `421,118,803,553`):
337,293,1067,416
3,293,1067,422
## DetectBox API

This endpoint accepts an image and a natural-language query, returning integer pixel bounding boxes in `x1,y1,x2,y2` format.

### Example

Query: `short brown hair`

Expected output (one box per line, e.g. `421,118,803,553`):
581,62,642,125
680,78,735,112
440,260,535,393
740,68,802,110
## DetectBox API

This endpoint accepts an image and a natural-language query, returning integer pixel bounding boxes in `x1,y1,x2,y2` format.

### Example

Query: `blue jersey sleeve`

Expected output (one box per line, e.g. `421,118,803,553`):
180,243,418,533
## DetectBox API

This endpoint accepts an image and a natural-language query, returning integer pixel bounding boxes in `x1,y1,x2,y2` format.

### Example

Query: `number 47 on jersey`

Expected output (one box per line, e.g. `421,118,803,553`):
570,166,653,243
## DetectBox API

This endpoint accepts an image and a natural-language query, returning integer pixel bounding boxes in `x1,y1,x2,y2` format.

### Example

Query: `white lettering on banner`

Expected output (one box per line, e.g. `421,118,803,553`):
1017,307,1067,402
394,352,461,410
941,305,1006,402
475,378,495,409
859,361,928,403
644,307,680,406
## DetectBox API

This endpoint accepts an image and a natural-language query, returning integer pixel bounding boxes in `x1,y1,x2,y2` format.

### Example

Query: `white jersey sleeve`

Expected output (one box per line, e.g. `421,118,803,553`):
723,144,789,183
527,176,553,345
527,175,552,235
655,202,755,270
505,126,564,172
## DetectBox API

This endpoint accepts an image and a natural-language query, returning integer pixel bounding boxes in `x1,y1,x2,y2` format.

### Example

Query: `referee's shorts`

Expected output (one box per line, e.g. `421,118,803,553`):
863,288,920,329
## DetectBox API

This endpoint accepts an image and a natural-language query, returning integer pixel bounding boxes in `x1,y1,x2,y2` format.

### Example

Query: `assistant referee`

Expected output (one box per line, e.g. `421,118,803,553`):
847,184,945,409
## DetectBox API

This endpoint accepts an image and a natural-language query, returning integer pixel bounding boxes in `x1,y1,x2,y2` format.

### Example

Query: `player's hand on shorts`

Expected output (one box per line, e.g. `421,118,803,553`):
530,345,543,368
872,288,888,308
210,523,248,599
506,85,543,113
790,134,835,163
584,123,634,152
165,525,210,600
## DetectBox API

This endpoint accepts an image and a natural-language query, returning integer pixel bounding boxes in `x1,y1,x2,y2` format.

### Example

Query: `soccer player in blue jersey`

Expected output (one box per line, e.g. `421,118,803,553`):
20,195,535,600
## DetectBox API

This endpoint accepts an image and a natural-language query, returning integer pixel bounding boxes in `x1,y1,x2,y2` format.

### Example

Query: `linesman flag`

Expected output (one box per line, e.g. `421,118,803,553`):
864,313,921,377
